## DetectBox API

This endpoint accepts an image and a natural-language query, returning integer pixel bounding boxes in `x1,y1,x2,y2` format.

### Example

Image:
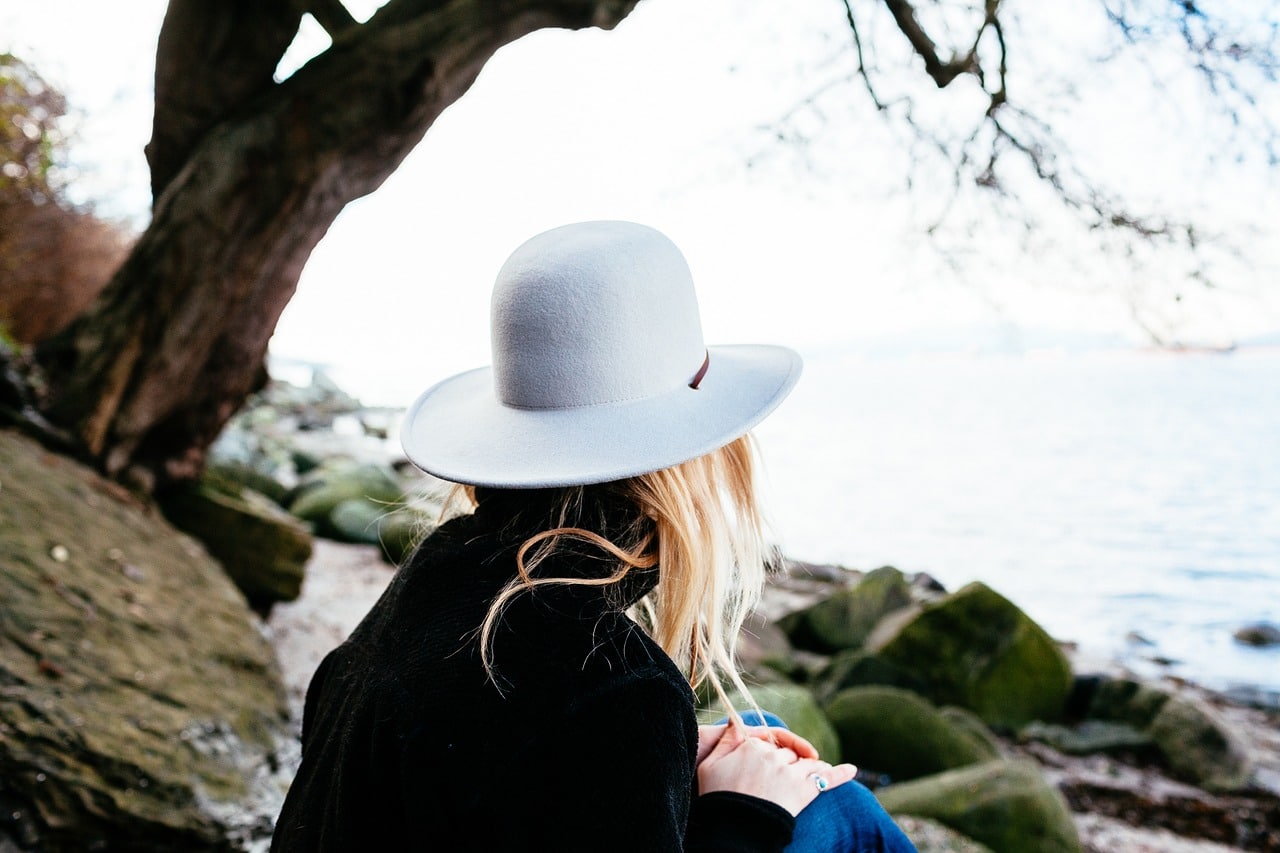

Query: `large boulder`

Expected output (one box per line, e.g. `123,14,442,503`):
779,566,913,653
868,582,1073,730
1079,675,1253,790
812,648,928,705
1147,694,1253,792
823,686,999,783
701,683,841,764
161,479,313,612
286,459,405,541
0,430,292,851
895,816,995,853
878,759,1082,853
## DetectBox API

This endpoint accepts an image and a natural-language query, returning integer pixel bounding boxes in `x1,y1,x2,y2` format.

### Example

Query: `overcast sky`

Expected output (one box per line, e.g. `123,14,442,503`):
4,0,1278,405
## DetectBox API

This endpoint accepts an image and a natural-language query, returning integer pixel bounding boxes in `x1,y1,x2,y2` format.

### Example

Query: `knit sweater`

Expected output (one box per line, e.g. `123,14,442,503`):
271,486,795,851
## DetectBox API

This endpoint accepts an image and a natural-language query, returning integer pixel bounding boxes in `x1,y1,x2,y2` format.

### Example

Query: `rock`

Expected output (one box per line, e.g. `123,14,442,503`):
736,610,798,682
877,759,1082,853
938,706,1005,759
374,506,436,565
1147,694,1254,792
286,460,405,540
868,582,1073,730
1234,622,1280,648
779,566,913,654
823,686,999,783
701,683,842,765
1018,720,1154,756
0,430,291,851
813,649,928,705
328,497,388,545
1084,676,1171,728
162,478,313,611
894,816,995,853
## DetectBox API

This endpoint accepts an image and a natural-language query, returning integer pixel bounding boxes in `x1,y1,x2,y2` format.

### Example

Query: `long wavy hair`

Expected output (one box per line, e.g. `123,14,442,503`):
449,434,772,714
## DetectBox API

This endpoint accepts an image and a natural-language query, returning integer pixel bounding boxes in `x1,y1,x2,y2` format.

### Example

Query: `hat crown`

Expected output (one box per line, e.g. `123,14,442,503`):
491,221,706,410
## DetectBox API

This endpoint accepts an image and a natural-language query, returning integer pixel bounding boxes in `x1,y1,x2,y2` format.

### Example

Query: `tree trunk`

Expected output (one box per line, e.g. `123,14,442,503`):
33,0,638,488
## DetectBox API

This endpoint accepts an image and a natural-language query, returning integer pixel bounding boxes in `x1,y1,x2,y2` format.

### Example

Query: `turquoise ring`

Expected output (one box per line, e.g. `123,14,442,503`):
809,773,828,792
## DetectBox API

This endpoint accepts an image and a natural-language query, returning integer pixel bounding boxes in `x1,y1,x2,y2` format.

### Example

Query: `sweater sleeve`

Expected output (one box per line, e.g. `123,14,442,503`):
488,666,794,853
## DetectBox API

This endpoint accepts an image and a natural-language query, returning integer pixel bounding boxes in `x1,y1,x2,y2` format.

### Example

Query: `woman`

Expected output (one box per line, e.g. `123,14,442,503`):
272,221,916,851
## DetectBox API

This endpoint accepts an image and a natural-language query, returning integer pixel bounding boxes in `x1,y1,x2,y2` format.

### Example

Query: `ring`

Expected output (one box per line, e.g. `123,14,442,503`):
808,773,828,792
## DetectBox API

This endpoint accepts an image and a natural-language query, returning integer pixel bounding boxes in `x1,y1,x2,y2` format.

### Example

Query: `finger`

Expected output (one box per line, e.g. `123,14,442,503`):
824,763,859,790
759,728,820,760
696,724,730,764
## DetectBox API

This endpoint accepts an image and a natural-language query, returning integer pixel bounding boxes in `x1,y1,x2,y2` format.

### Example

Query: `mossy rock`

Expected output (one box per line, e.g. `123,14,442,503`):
823,686,998,783
938,706,1005,760
895,815,995,853
699,683,841,764
374,507,437,565
869,582,1072,730
286,460,404,540
813,648,928,705
1148,694,1253,791
1018,720,1153,756
779,566,913,654
878,759,1082,853
1085,676,1171,728
0,430,291,851
162,478,312,610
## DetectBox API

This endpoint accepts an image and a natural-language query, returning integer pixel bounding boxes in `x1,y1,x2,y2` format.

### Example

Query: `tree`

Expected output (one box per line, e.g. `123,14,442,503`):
12,0,638,491
3,0,1275,490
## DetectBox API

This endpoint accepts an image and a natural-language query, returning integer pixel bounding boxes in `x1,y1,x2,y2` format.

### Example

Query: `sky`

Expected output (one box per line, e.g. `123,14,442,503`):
3,0,1279,406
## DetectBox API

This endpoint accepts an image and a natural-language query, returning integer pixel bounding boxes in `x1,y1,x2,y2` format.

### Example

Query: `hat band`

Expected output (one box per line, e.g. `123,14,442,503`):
689,351,710,389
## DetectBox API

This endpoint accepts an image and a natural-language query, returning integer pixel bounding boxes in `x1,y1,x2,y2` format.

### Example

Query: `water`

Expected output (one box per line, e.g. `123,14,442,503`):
303,344,1280,695
751,346,1280,695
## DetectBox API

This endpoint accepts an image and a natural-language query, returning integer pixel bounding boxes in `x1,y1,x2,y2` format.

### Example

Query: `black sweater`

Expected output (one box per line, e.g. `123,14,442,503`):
271,487,794,851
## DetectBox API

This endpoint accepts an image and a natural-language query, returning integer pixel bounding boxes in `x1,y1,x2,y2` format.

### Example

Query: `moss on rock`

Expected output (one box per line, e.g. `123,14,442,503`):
0,430,292,851
878,759,1082,853
823,686,998,783
868,582,1072,730
779,566,913,654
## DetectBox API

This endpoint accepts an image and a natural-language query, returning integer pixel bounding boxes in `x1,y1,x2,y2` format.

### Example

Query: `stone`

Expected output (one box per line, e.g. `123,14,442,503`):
1018,720,1153,756
812,648,928,705
700,683,842,765
1234,622,1280,648
1147,694,1254,792
823,686,999,783
1085,676,1171,728
286,460,405,540
161,478,313,611
374,506,436,565
877,759,1082,853
0,430,291,851
868,582,1073,730
894,816,995,853
779,566,914,654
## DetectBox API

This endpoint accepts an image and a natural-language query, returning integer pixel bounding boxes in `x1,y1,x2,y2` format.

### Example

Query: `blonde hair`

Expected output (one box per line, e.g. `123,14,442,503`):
464,434,772,716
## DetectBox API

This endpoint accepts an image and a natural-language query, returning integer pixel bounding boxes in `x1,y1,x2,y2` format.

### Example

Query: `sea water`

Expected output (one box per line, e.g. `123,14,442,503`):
751,346,1280,696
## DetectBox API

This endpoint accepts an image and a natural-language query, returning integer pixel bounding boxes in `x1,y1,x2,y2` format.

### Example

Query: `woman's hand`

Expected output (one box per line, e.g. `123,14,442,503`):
696,722,858,816
696,723,820,766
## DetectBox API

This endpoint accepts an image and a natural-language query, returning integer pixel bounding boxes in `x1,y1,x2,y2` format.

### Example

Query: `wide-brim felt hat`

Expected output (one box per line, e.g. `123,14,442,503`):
400,220,802,488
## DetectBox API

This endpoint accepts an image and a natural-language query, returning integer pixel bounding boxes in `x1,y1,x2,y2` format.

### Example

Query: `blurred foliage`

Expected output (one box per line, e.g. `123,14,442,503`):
0,52,67,202
0,53,129,345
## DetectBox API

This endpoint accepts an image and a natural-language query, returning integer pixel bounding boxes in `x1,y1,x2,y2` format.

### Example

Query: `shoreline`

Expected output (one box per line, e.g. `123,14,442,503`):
265,539,1280,853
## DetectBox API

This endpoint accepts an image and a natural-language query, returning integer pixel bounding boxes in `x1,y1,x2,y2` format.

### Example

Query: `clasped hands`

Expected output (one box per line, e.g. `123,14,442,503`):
695,721,858,816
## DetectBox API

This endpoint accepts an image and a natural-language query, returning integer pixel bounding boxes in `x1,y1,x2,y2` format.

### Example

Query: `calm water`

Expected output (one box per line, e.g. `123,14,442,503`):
751,347,1280,695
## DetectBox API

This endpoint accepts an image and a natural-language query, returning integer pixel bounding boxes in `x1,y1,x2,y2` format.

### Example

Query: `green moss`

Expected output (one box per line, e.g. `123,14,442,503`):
0,430,290,850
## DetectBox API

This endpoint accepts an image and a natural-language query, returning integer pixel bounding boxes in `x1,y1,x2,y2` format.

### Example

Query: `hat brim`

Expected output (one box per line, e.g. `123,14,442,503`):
400,344,801,488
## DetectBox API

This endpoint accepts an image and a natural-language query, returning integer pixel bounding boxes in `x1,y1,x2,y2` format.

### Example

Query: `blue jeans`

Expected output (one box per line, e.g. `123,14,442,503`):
727,711,918,853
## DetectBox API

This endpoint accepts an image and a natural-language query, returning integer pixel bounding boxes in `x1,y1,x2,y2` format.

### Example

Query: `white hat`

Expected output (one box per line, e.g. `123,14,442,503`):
400,221,801,488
